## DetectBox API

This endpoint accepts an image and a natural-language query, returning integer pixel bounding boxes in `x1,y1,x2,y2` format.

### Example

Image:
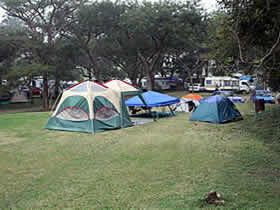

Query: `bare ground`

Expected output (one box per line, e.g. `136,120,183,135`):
0,106,43,114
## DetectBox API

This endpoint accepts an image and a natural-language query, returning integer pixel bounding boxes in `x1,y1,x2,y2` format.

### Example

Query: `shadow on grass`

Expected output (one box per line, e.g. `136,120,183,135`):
228,104,280,150
0,98,43,112
186,103,280,209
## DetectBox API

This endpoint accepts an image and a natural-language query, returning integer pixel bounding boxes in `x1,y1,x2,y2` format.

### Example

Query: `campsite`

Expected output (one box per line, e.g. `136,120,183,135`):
1,0,280,208
1,90,280,208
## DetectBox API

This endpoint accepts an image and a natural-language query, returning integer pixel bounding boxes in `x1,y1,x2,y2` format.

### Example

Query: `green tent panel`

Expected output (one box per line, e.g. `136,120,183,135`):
92,96,121,132
46,118,92,133
46,95,92,132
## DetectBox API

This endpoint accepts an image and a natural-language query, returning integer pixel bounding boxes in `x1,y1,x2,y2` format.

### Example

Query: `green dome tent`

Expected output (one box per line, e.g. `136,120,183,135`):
190,95,242,123
45,81,133,133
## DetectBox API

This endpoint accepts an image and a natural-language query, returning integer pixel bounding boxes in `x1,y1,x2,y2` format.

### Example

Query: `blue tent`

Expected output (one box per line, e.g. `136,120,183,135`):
190,95,242,123
125,91,179,107
212,91,245,103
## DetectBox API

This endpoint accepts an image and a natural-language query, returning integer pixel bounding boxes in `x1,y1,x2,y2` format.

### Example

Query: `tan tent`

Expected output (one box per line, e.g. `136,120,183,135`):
104,80,139,93
46,81,133,133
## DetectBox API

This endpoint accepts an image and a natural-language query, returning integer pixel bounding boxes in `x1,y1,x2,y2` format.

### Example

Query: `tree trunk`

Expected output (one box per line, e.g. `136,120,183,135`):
28,84,34,104
43,73,49,111
88,71,92,80
138,51,159,90
146,67,154,91
188,70,194,93
54,78,60,99
141,57,154,90
130,75,138,88
94,70,101,82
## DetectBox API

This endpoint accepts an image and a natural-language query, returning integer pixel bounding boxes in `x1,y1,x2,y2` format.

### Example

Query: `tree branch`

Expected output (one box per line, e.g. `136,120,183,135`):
230,28,245,63
259,30,280,65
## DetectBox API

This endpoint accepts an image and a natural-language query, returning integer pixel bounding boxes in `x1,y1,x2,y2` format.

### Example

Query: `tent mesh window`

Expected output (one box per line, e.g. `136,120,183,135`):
95,106,118,120
55,95,90,121
56,107,89,121
89,82,107,92
94,96,119,121
70,83,88,92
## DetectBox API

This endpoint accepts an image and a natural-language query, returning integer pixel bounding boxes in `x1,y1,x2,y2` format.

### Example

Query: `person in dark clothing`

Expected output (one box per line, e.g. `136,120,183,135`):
188,101,196,112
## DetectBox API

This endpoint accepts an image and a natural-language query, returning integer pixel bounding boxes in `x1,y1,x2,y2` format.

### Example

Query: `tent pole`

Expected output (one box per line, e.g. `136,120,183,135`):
168,105,175,116
92,100,95,134
91,116,94,135
157,107,159,120
49,92,62,116
120,93,123,128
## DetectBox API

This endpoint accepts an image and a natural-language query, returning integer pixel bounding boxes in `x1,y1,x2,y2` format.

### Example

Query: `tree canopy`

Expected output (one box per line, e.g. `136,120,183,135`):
217,0,280,89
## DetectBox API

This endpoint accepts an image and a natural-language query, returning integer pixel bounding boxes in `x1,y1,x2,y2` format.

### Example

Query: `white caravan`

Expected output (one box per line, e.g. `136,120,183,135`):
204,76,240,92
140,78,170,90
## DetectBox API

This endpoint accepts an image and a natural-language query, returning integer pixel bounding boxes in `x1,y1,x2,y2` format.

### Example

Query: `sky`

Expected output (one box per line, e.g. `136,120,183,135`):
0,0,218,22
0,7,5,21
200,0,218,12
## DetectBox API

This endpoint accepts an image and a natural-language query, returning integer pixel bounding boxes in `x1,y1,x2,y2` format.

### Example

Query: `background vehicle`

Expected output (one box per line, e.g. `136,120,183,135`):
205,76,255,93
205,76,240,92
250,90,275,104
1,80,7,86
140,78,171,90
239,79,256,93
22,87,42,98
187,83,205,92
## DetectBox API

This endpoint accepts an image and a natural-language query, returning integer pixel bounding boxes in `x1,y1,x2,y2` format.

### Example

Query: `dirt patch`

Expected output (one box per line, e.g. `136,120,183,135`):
0,106,43,114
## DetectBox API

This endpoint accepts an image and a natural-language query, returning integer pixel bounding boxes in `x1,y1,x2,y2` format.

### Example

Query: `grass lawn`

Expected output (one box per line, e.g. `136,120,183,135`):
0,96,280,208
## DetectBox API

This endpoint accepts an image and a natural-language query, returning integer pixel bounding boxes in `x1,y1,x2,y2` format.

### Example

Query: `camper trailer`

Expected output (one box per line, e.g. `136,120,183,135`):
204,76,240,92
140,78,171,90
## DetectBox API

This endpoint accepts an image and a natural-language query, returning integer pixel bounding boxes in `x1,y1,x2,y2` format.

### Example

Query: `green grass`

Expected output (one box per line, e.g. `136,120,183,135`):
0,99,280,208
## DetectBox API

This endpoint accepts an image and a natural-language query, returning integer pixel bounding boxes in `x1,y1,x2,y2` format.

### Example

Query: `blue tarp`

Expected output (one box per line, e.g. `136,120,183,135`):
125,91,180,107
240,76,253,81
250,90,275,104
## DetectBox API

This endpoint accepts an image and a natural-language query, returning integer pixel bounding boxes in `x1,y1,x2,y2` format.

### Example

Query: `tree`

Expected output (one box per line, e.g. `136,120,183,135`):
120,0,206,90
70,1,123,81
0,0,86,110
100,19,145,86
218,0,280,88
0,18,29,84
6,63,49,103
50,38,82,99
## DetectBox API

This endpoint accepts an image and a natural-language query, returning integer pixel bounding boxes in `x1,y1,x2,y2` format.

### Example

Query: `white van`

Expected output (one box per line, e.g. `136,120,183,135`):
239,80,256,93
187,83,205,92
1,80,7,86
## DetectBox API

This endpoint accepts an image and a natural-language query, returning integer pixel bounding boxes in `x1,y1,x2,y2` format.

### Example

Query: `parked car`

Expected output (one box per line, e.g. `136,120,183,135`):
250,90,275,104
23,87,42,98
212,90,245,103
